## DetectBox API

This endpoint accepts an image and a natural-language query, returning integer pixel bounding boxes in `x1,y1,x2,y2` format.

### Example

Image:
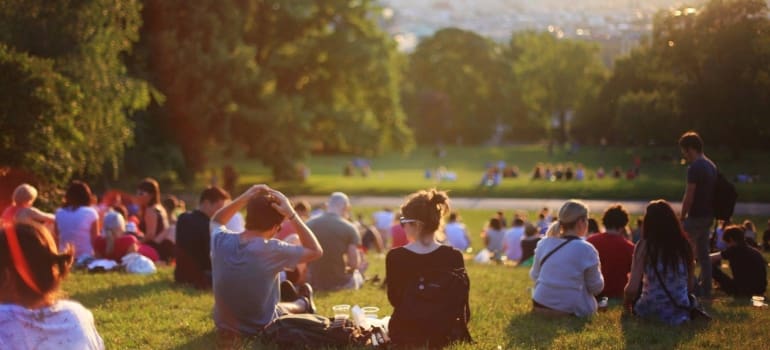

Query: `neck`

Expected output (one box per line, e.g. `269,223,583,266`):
606,229,624,236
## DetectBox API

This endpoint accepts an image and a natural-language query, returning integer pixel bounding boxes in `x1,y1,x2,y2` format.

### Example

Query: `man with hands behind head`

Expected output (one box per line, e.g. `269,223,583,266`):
210,184,323,339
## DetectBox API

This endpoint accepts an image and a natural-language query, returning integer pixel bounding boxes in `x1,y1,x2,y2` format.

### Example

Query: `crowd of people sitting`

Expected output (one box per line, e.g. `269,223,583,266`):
1,177,768,349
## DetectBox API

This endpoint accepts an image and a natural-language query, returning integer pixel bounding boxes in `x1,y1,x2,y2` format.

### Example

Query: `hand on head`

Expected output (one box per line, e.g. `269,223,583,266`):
268,189,295,219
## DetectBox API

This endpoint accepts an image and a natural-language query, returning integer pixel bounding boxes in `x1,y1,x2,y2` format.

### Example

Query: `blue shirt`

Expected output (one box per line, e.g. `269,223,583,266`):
686,156,717,218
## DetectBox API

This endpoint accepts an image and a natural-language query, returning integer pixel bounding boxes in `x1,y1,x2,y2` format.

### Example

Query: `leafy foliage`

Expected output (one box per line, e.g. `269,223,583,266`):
0,0,150,206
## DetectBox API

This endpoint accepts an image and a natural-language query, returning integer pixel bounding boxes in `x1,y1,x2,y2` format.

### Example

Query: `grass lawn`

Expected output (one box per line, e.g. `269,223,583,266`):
201,145,770,202
62,208,770,349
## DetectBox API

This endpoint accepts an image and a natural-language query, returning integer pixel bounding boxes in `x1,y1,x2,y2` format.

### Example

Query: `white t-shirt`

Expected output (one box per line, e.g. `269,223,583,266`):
530,237,604,317
0,300,104,350
503,226,525,261
444,222,470,251
55,206,99,258
372,210,394,232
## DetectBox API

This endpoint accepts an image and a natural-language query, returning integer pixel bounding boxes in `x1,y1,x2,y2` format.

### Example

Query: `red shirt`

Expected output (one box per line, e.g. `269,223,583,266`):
390,224,408,248
93,235,139,262
586,232,634,298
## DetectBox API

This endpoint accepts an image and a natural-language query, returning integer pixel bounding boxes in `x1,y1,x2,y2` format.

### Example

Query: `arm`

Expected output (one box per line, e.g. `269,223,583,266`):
90,215,100,244
709,252,722,265
268,189,323,264
624,241,646,311
25,207,55,224
371,226,384,253
346,244,360,270
211,184,270,226
585,263,605,296
681,183,696,220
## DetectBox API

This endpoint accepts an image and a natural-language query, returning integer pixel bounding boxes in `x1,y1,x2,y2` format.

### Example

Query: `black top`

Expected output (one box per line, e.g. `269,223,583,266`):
520,237,541,264
686,156,717,218
721,244,768,296
386,245,465,307
174,210,211,288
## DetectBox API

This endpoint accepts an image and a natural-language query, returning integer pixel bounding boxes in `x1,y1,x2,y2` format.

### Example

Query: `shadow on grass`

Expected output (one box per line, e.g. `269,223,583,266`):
505,311,589,349
69,278,209,308
619,305,730,350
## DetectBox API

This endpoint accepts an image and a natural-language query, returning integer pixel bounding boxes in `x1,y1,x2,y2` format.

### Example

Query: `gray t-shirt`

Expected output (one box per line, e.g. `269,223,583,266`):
211,225,304,335
687,156,717,218
0,300,104,350
306,213,361,290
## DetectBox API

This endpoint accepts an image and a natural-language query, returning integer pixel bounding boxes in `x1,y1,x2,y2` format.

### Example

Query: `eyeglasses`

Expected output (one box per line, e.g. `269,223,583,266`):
399,217,422,228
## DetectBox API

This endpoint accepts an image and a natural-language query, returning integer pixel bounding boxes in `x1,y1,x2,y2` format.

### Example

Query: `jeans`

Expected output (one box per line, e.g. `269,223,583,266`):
684,217,714,298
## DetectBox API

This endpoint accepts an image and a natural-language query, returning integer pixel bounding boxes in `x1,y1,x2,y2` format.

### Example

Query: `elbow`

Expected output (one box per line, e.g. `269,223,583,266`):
310,248,324,262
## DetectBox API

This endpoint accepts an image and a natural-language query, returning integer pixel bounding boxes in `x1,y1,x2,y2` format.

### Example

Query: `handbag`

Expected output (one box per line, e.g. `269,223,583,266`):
652,266,712,321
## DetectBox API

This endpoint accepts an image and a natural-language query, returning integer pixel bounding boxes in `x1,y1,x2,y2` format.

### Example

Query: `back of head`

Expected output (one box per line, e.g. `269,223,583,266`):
743,220,755,232
199,186,230,204
513,217,525,227
723,225,746,245
137,177,161,206
602,204,629,231
546,200,589,237
678,131,703,153
245,193,284,231
12,184,37,206
294,200,310,214
524,223,538,237
327,192,350,215
161,195,179,214
103,211,126,237
0,222,73,306
642,200,693,272
64,180,92,209
489,217,502,231
400,189,450,239
448,212,459,222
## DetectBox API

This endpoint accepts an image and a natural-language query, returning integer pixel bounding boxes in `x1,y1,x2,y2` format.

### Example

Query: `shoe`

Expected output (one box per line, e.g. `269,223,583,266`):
297,283,316,314
280,280,298,302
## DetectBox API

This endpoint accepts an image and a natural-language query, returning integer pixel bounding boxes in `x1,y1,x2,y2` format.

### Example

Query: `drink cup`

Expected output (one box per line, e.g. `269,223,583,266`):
752,296,766,307
333,304,351,320
362,306,380,319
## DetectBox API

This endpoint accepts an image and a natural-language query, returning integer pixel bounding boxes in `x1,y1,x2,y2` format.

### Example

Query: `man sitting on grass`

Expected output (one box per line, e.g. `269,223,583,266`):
210,184,323,339
710,225,767,297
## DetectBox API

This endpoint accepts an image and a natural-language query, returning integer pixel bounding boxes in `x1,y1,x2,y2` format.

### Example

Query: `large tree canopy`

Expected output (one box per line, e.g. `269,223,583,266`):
0,0,150,206
138,0,412,180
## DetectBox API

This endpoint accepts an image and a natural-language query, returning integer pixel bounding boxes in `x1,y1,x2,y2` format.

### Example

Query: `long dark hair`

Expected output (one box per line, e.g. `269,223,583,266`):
63,181,92,209
137,177,161,206
642,200,693,275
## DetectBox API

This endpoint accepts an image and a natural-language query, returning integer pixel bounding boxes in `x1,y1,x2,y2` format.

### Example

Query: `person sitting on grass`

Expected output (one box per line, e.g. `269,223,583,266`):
710,225,767,297
210,185,323,340
503,217,525,263
518,223,541,267
174,186,230,289
386,189,472,348
624,200,694,326
530,200,604,317
482,217,505,263
0,222,104,349
1,184,55,227
587,204,634,299
93,210,138,262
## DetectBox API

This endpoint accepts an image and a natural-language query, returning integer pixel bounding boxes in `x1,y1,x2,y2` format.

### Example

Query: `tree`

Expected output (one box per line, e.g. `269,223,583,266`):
405,28,519,145
651,0,770,155
138,0,412,180
508,31,606,145
0,0,150,206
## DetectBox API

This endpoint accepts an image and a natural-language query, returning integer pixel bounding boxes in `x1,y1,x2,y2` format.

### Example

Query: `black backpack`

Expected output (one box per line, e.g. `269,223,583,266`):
390,266,473,348
263,314,371,349
713,170,738,221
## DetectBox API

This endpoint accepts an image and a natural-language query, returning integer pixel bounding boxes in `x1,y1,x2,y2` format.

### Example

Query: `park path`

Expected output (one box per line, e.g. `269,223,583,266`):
294,195,770,216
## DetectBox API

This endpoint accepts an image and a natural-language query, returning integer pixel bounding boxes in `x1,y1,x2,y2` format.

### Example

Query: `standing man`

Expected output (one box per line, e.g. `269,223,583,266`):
679,131,717,298
174,186,230,289
210,185,323,338
307,192,364,291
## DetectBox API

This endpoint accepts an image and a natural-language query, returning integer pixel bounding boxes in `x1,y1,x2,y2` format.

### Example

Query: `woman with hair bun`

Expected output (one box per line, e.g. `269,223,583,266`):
386,189,472,348
530,200,604,317
0,222,104,349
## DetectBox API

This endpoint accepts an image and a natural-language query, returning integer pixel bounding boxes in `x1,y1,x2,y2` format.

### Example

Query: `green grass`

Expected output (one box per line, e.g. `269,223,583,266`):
200,145,770,202
62,208,770,349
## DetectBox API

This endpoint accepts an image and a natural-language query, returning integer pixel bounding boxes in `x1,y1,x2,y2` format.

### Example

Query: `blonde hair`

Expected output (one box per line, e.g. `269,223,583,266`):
12,184,37,206
546,200,589,238
102,211,126,256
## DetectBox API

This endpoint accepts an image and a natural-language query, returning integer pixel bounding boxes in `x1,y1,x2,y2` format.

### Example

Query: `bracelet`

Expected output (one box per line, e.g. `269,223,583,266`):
287,213,297,221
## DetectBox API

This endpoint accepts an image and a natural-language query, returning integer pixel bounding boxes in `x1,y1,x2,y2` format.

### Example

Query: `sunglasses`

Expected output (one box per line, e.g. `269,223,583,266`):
399,217,422,228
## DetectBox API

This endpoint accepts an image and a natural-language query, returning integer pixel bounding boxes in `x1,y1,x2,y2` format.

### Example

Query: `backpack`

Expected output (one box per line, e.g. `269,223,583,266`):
390,266,473,347
713,170,737,221
263,314,373,349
